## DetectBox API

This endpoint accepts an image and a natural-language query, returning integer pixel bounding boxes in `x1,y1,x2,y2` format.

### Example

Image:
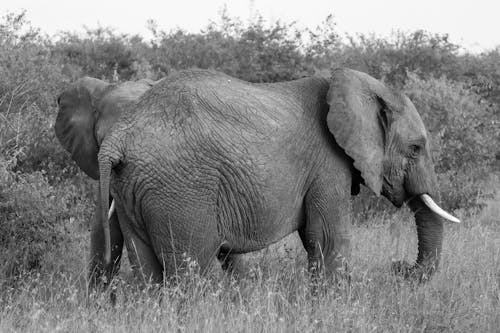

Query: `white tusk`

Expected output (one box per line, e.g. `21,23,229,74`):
420,194,460,223
107,199,116,220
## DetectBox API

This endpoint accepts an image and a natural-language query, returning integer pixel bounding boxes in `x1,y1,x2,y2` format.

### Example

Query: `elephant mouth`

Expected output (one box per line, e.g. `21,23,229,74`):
381,181,405,208
408,194,460,223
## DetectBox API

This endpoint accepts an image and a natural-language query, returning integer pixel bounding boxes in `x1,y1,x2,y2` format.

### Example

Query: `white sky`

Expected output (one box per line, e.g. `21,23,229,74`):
2,0,499,53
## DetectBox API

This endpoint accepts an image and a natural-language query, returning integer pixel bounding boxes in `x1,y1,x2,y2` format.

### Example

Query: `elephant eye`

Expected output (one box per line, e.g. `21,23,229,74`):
409,144,422,156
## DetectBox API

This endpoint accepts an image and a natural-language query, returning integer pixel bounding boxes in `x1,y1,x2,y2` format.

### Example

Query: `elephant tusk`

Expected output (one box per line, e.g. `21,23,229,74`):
420,194,460,223
108,199,116,220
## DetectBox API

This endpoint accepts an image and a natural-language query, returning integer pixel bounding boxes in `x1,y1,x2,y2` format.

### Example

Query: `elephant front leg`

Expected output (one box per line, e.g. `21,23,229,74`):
125,235,164,285
299,181,352,283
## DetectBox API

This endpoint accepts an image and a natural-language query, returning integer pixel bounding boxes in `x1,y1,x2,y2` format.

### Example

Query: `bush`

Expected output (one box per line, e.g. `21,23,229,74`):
0,157,93,280
148,10,314,82
0,11,74,179
458,49,500,106
325,30,461,87
53,28,151,82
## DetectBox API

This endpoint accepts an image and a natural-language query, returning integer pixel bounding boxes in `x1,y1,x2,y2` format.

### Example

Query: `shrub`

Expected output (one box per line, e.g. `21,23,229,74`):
148,10,313,82
0,157,93,280
53,28,150,82
0,11,74,178
325,30,461,87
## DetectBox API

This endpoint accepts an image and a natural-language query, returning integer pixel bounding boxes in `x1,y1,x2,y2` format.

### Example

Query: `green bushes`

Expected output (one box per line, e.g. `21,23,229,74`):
145,11,317,83
333,31,461,87
53,28,147,82
0,12,73,179
0,158,93,280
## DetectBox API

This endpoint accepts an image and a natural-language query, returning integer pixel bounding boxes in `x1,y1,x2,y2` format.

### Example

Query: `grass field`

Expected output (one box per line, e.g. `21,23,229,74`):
0,195,498,333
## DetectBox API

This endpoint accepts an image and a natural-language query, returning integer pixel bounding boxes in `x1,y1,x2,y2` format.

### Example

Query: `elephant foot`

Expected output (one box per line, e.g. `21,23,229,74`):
391,260,437,283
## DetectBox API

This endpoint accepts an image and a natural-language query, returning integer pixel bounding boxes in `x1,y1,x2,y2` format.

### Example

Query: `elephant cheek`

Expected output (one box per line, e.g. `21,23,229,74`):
405,155,438,198
381,159,406,207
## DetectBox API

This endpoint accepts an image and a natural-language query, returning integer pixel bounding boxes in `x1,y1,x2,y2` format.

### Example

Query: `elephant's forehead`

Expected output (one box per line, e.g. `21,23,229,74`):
396,102,427,141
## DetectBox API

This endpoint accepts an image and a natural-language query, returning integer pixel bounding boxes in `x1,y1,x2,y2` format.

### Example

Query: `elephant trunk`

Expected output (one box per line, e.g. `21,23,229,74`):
412,197,443,263
399,153,460,280
407,195,447,279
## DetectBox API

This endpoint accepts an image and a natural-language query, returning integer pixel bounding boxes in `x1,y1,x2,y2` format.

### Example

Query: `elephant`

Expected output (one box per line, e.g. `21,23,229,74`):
54,68,459,287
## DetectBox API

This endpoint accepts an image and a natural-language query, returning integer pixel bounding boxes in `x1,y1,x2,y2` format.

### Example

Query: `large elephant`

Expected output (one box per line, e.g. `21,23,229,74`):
55,68,459,287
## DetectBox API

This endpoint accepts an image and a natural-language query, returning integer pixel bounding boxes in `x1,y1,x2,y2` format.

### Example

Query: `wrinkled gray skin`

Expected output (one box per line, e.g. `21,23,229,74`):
55,69,447,288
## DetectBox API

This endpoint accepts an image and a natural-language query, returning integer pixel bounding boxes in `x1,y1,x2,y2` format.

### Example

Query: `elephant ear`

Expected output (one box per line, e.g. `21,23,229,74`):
326,68,405,195
55,77,109,180
55,78,154,179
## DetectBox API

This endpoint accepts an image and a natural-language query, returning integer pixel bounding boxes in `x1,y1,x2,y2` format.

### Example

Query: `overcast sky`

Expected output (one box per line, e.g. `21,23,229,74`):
2,0,499,53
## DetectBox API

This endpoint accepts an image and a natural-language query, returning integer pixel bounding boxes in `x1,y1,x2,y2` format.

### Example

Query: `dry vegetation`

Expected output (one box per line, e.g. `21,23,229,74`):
0,205,498,332
0,10,499,332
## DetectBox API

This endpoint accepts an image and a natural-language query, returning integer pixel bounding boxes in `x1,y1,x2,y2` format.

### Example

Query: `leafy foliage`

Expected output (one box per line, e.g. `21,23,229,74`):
147,11,314,82
0,157,92,280
335,30,461,86
53,28,151,82
0,11,73,178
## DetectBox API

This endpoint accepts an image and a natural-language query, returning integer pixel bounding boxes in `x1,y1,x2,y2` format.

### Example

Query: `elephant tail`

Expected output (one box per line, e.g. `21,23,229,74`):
98,149,121,266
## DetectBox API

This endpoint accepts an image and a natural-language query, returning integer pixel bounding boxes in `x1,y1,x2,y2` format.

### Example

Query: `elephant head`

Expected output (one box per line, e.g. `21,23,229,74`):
327,68,459,279
55,77,155,179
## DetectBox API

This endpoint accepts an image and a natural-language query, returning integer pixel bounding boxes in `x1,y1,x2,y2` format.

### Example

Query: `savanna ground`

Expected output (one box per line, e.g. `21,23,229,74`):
1,10,499,332
1,198,499,332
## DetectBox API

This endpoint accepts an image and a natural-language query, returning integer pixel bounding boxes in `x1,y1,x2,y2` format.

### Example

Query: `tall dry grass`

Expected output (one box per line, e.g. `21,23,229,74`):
0,203,498,332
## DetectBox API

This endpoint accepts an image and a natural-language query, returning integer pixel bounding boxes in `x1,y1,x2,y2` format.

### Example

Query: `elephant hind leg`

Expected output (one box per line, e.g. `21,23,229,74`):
125,234,164,285
116,205,163,285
